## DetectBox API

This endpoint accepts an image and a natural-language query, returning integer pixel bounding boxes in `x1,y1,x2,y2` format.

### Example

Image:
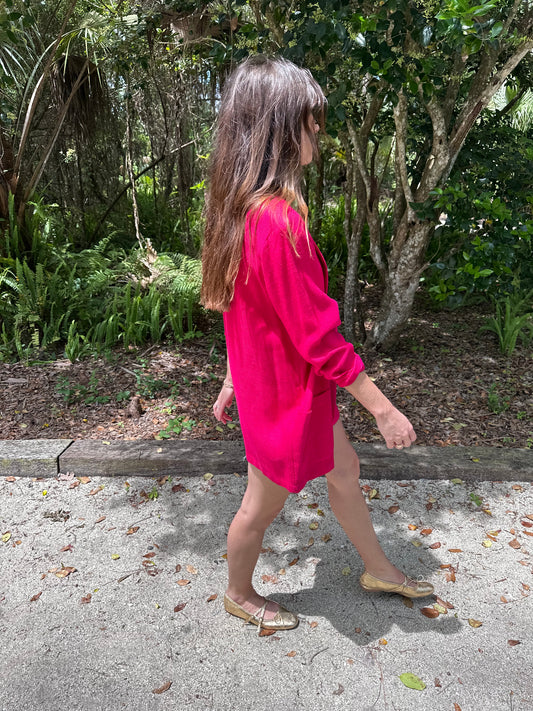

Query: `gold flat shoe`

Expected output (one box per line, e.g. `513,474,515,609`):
224,594,299,633
360,571,434,599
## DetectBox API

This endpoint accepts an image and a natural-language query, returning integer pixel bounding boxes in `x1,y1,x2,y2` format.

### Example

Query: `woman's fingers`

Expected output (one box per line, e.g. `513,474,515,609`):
377,409,416,449
213,389,235,421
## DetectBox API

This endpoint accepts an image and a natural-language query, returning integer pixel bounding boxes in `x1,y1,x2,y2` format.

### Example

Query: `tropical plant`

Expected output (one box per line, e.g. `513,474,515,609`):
481,290,533,356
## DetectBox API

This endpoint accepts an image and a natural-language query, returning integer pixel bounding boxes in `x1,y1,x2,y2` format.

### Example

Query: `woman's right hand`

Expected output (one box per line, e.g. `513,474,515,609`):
374,405,416,450
213,383,234,424
345,372,416,450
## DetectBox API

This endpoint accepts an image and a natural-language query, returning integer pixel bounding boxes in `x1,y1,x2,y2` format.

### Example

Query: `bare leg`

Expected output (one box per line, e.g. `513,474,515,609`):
225,463,290,620
326,419,414,585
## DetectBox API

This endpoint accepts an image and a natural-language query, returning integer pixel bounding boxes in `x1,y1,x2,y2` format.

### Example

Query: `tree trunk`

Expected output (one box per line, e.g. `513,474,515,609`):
367,219,434,350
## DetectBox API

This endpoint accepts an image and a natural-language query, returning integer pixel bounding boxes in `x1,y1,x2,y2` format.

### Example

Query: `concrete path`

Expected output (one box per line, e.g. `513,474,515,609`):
1,442,532,710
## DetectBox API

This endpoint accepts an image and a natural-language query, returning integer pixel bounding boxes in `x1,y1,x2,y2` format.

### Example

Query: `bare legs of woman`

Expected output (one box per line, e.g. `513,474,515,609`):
225,419,422,623
326,419,416,587
225,463,290,621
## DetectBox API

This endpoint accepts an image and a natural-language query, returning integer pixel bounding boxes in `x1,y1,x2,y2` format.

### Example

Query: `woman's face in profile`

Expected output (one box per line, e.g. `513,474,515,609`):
300,114,320,166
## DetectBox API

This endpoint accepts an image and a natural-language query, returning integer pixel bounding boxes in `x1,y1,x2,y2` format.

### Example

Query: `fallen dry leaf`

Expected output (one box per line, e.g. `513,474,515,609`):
501,596,508,603
186,564,198,575
2,532,11,544
435,596,454,610
402,597,414,609
445,570,456,582
144,552,156,558
81,594,92,604
59,544,73,552
6,476,16,482
287,651,297,657
448,548,463,553
435,678,442,688
421,607,439,618
95,516,106,523
177,579,190,586
468,618,482,628
408,524,418,531
433,603,448,615
258,628,275,637
522,583,530,591
309,621,318,629
89,486,104,495
429,542,441,549
454,704,462,711
523,531,533,537
52,566,76,578
78,477,91,484
368,488,379,500
420,528,433,536
508,640,521,646
174,603,187,612
152,681,172,695
509,539,521,549
30,592,42,602
388,505,400,514
175,564,182,572
289,557,299,566
261,574,279,584
322,533,331,542
207,594,218,602
333,684,344,696
126,526,139,535
378,638,387,645
309,522,319,530
521,520,533,528
69,481,80,489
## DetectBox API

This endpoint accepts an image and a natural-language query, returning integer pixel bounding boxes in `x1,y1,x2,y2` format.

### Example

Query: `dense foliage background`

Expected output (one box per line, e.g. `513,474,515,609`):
0,0,532,362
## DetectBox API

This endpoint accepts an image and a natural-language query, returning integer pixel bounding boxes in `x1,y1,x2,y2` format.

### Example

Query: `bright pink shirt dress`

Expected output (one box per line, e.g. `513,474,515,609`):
223,199,365,492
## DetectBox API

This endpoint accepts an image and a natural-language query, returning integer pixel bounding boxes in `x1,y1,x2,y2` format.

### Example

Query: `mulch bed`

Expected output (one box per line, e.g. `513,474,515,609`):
0,291,531,449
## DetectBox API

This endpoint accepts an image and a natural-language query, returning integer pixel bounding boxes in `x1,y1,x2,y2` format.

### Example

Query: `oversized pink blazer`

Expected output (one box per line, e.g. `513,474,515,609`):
223,199,365,492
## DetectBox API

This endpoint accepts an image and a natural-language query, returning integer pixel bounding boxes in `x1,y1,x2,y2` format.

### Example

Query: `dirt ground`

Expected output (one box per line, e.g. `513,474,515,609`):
0,292,531,450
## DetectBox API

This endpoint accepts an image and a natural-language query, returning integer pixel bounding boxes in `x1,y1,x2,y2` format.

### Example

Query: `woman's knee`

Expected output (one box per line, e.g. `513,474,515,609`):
238,464,289,528
326,448,360,490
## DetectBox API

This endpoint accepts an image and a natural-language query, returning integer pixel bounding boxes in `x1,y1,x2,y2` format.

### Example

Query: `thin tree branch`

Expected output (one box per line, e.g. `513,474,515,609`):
90,139,196,240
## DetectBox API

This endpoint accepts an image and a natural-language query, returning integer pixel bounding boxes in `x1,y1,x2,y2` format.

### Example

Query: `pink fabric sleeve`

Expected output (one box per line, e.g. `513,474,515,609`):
258,212,365,387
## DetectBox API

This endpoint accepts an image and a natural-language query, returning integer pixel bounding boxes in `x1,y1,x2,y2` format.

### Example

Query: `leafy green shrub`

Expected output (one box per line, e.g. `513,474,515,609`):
0,202,203,361
481,290,533,356
424,121,533,308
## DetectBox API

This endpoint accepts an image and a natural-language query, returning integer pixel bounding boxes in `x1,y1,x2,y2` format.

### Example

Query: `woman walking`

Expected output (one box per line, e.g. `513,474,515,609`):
201,56,433,633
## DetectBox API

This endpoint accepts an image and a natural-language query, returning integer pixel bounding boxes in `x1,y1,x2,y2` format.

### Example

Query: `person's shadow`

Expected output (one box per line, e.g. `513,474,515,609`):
269,548,461,643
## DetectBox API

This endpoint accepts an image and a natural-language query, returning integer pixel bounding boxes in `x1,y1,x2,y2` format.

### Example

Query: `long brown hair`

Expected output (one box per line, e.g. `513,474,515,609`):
200,55,326,312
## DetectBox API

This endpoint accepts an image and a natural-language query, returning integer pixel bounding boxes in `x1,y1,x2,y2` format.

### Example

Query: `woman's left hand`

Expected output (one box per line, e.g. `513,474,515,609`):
213,383,234,424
